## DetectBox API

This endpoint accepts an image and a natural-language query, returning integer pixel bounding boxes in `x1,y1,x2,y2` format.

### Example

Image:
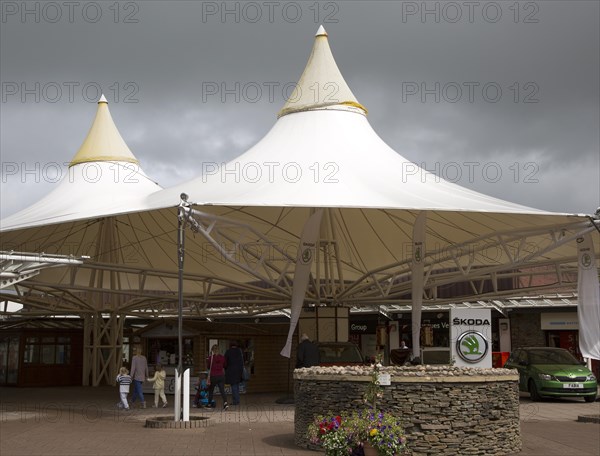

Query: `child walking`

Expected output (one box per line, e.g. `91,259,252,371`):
147,363,168,408
116,367,132,410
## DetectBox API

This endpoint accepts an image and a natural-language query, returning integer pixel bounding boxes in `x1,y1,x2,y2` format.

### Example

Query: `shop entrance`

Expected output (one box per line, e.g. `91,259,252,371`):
547,330,582,360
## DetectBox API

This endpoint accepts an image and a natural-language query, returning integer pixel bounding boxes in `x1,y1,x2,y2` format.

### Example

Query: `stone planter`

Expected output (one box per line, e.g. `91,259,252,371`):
362,442,378,456
295,365,521,456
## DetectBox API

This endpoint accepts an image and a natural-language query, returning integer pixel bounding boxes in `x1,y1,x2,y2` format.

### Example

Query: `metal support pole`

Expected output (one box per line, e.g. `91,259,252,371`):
176,193,189,420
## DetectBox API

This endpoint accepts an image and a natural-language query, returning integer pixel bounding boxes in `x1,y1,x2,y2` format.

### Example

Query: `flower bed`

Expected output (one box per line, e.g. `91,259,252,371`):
308,410,406,456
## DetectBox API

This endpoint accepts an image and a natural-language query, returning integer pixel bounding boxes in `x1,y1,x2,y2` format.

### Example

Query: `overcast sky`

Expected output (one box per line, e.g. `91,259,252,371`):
1,1,598,219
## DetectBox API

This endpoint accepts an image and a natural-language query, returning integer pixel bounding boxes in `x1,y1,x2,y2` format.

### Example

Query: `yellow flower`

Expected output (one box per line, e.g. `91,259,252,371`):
369,428,378,437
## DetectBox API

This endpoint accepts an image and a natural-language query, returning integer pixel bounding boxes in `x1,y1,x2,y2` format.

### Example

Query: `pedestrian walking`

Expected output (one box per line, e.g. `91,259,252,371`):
147,363,168,408
224,341,244,406
207,344,228,410
116,367,132,410
296,333,320,368
130,347,149,408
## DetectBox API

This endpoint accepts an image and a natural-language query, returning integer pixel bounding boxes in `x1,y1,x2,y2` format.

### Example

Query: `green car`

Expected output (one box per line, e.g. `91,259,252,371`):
505,347,597,402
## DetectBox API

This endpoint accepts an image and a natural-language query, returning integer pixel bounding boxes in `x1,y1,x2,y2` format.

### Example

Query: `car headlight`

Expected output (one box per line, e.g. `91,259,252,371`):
538,373,556,381
586,373,597,381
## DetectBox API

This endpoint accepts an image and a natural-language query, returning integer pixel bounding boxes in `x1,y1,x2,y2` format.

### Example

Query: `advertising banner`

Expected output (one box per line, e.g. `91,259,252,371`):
577,233,600,360
280,209,323,358
450,308,492,368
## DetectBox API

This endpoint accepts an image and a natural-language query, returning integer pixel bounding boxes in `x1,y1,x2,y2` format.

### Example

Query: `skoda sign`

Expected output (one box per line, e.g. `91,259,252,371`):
456,330,489,363
450,308,492,368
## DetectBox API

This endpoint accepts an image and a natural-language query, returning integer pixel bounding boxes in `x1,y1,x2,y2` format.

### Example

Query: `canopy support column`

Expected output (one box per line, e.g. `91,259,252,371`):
82,312,125,386
82,314,92,386
411,212,427,361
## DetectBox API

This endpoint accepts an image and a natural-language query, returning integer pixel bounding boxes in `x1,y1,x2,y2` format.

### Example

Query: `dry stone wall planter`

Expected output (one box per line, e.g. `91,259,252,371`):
294,365,521,456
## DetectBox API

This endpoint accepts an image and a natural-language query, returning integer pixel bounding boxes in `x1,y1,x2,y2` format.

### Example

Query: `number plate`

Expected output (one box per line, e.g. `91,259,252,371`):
563,383,583,389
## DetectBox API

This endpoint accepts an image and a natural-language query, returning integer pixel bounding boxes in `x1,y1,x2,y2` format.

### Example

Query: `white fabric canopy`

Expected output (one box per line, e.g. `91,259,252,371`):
148,108,557,214
1,97,161,232
147,26,552,216
1,28,597,319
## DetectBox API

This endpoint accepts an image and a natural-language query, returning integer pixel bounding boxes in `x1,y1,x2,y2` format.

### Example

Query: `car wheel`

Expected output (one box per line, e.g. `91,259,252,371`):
528,379,542,401
583,395,597,403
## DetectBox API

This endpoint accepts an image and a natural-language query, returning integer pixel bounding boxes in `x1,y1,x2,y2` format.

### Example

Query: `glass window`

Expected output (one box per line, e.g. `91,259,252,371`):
149,338,184,366
122,337,130,364
0,338,8,384
41,345,55,364
56,345,70,364
23,334,73,365
7,337,19,384
24,344,40,364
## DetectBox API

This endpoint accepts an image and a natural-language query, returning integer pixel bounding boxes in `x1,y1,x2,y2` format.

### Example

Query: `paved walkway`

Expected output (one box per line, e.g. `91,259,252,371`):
0,387,598,455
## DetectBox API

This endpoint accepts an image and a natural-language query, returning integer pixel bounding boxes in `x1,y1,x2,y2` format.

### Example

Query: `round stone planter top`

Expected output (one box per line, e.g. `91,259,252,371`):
145,416,212,429
293,364,519,382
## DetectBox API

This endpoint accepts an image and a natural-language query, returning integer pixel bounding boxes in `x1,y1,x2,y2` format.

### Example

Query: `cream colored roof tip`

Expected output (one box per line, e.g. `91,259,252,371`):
69,97,139,167
278,28,367,118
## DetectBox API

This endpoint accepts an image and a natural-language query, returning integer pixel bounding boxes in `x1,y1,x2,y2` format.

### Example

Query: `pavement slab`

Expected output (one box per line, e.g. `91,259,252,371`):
1,387,598,456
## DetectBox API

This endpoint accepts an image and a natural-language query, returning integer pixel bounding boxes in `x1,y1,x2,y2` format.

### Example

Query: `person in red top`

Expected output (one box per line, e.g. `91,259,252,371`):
206,344,228,410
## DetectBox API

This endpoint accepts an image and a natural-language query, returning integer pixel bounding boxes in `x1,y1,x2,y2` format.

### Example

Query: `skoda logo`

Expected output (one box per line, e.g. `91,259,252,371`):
581,253,592,269
456,330,489,363
301,247,312,264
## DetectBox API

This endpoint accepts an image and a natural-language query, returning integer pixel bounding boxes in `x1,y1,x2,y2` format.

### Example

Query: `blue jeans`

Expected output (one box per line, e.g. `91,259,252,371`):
131,380,145,404
230,382,240,405
207,375,227,406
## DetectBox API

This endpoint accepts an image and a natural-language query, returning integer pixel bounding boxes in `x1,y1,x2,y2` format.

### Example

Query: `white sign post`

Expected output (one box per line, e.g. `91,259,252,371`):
174,368,181,421
173,368,191,422
183,368,190,421
450,309,492,368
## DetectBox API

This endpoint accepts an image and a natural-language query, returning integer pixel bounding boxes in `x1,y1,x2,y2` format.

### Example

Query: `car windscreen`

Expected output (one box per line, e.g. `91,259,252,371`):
528,349,580,365
318,345,362,363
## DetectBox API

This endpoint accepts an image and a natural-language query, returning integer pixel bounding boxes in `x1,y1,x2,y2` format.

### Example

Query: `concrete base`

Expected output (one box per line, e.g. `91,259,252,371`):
577,414,600,424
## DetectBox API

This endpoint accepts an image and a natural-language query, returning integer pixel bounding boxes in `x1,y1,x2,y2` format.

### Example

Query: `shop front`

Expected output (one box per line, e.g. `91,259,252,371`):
349,312,451,364
349,310,512,367
0,326,83,387
133,320,293,394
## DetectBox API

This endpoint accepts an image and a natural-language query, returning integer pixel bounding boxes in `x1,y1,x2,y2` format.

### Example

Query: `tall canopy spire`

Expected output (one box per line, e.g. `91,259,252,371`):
69,95,139,167
278,26,367,118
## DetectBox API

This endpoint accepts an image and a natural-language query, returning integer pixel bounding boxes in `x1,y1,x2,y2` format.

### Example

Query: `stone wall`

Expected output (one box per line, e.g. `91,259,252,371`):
509,311,546,348
294,365,521,456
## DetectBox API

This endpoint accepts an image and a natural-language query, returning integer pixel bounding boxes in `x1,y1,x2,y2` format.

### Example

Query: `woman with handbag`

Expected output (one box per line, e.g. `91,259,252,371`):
206,344,228,410
224,341,245,406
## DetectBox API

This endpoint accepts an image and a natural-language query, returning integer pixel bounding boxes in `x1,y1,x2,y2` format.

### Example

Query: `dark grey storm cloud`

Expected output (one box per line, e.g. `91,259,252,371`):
1,1,598,218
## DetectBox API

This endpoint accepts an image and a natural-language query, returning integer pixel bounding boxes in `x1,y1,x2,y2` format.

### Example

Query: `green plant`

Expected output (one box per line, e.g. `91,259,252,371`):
364,353,384,412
